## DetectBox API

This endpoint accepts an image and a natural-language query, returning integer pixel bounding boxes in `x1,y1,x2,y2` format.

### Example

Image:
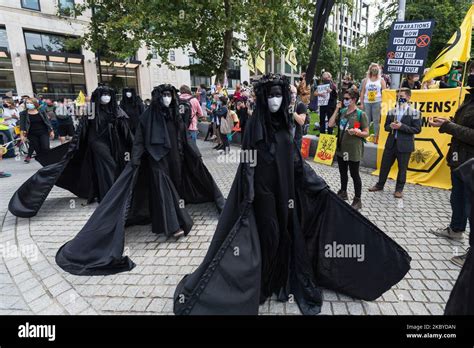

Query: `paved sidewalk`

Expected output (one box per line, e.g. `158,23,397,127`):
0,139,469,315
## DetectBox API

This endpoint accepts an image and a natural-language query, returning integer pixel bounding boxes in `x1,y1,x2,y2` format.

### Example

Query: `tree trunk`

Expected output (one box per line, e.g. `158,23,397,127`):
215,0,233,85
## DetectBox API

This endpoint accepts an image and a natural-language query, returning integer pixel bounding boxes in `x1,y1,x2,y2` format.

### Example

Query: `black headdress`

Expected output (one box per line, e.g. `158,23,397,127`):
243,74,292,158
121,87,138,106
90,85,119,132
148,84,179,145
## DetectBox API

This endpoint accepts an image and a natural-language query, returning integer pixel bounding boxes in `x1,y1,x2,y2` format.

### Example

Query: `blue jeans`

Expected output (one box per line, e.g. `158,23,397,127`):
188,130,198,142
450,170,471,235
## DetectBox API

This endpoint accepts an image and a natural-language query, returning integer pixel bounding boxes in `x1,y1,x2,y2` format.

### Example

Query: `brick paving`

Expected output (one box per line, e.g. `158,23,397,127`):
0,139,469,315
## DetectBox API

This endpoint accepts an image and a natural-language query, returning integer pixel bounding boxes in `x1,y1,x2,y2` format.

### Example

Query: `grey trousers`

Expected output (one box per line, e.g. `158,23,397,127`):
364,102,382,136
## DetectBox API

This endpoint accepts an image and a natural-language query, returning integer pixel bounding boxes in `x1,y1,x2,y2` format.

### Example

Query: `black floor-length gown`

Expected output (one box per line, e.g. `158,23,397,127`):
445,158,474,315
173,74,411,315
8,86,133,218
55,84,225,276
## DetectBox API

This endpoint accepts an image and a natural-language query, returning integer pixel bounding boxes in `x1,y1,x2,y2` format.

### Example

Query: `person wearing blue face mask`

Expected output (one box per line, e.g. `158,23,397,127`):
369,88,422,199
329,88,369,210
19,97,54,163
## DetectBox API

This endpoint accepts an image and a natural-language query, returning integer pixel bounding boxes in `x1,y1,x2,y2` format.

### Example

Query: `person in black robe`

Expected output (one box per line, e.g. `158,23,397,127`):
55,84,225,276
119,87,144,134
173,74,411,315
8,86,133,218
445,158,474,315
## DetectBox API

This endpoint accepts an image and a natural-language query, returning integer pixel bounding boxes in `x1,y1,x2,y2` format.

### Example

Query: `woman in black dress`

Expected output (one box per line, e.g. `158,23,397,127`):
174,74,411,315
19,97,54,163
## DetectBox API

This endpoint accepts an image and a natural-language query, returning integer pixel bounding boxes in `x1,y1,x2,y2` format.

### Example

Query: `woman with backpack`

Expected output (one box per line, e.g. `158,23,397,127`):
215,95,231,152
19,97,54,163
328,88,369,211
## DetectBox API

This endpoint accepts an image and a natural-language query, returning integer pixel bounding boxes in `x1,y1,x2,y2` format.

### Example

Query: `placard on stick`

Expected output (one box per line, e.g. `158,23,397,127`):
384,20,435,75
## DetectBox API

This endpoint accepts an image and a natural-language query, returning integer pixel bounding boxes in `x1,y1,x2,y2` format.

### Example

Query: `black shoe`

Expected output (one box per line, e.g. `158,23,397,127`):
351,197,362,210
213,144,221,149
337,190,348,200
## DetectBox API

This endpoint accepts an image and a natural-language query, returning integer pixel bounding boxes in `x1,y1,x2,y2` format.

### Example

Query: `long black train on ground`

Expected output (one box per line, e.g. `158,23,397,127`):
173,74,411,315
55,84,225,276
445,158,474,315
8,86,134,218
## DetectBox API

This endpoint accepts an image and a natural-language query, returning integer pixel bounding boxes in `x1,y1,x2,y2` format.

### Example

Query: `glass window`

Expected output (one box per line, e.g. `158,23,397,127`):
0,57,17,95
98,65,139,97
285,62,292,74
58,0,75,15
24,32,43,51
24,31,81,54
21,0,40,11
29,58,86,100
0,28,8,49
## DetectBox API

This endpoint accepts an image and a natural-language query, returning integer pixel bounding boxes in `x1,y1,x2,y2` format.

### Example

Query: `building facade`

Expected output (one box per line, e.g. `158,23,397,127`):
327,0,370,50
0,0,250,100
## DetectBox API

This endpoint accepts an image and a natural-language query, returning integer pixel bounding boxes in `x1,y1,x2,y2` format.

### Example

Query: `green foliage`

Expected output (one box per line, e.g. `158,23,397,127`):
361,0,472,68
70,0,354,82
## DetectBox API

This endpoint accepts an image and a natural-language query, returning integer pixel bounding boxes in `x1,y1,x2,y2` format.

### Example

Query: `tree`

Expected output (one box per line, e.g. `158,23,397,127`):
364,0,472,67
70,0,324,84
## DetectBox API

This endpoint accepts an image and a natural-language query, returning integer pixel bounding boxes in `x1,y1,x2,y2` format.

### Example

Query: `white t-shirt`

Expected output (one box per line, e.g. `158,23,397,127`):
364,78,382,104
2,107,19,127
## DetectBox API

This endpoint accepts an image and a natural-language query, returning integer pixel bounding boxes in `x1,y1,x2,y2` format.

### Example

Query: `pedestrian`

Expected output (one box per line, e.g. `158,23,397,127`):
360,63,387,143
446,66,463,88
401,74,422,90
314,71,338,135
45,99,58,139
19,97,54,163
329,88,369,210
55,84,224,276
198,84,208,118
368,88,422,199
429,89,474,267
119,87,145,134
290,84,308,151
297,73,311,105
179,84,203,150
236,96,249,142
215,95,230,152
55,98,75,144
0,98,19,158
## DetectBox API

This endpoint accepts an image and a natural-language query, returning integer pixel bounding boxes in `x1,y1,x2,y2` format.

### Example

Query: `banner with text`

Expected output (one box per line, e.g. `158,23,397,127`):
373,88,467,190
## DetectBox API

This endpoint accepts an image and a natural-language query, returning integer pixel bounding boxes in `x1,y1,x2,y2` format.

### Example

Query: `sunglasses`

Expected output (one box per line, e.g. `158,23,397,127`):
343,97,351,101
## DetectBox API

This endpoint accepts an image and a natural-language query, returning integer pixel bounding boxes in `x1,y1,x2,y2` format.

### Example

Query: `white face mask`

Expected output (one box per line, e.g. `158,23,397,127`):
268,97,283,113
100,95,111,104
126,92,132,98
162,96,172,107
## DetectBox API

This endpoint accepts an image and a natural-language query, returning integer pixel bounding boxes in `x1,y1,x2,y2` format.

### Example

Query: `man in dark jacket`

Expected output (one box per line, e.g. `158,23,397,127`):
369,88,422,198
430,91,474,267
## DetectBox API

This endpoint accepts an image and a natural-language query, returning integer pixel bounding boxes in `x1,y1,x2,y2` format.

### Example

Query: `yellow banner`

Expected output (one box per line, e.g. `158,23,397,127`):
314,134,337,166
373,88,467,189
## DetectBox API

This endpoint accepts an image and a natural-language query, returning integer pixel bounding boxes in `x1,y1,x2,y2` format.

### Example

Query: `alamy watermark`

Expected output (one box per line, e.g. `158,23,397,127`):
217,149,258,167
0,242,38,261
324,241,365,262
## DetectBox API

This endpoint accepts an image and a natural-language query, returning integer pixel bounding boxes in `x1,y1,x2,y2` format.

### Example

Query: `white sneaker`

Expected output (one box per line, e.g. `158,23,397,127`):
430,226,464,241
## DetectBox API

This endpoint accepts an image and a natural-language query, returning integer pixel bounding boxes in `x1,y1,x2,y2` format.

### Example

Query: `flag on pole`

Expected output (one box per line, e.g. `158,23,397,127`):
285,43,298,72
76,90,86,106
248,39,266,75
423,4,474,83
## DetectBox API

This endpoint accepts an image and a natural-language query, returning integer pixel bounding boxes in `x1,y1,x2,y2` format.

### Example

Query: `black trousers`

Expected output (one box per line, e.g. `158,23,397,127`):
220,131,229,150
27,132,50,157
319,106,334,134
337,156,362,198
377,143,411,192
